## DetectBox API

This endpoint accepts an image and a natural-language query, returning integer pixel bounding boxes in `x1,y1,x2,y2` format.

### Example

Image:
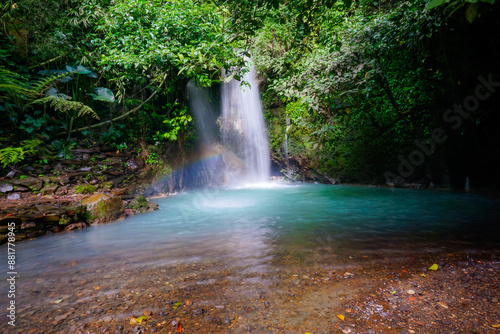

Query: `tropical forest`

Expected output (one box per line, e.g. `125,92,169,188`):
0,0,499,333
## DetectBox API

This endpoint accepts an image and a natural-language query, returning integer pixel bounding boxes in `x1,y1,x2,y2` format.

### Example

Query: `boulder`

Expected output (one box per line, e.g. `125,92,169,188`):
81,193,126,225
127,194,158,213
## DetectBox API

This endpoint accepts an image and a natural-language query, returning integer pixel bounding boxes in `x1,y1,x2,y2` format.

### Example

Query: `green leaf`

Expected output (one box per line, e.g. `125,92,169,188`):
465,2,479,22
172,302,182,309
91,87,115,102
426,0,447,10
428,263,439,271
223,73,235,83
76,65,92,74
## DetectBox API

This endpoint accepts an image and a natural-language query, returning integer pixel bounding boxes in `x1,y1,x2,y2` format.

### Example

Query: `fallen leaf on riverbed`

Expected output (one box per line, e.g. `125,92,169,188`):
429,264,439,271
437,302,448,309
136,316,148,323
421,274,426,277
491,324,500,328
176,322,183,332
173,302,182,309
130,315,147,324
337,314,345,321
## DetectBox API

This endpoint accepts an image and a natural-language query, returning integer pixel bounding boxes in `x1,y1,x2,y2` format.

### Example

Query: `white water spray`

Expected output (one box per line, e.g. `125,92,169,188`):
221,64,270,184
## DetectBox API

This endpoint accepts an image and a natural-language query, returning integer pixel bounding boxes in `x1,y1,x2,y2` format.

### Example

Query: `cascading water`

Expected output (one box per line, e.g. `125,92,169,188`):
186,80,225,186
221,64,270,184
186,59,271,186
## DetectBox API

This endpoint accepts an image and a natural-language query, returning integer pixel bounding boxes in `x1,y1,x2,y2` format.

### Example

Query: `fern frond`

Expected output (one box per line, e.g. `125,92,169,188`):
34,97,100,120
0,139,42,168
0,84,36,96
30,71,74,95
0,147,24,168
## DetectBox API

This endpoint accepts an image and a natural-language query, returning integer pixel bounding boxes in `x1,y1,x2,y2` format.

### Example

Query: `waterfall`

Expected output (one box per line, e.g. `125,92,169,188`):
221,63,270,184
284,115,291,168
186,80,224,186
187,60,271,186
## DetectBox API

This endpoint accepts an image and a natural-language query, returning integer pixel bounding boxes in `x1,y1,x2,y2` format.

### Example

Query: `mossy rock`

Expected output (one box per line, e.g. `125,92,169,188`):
75,184,97,194
81,193,125,225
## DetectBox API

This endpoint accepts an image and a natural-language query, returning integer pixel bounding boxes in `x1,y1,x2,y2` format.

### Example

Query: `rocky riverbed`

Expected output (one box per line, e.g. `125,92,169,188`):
0,246,498,333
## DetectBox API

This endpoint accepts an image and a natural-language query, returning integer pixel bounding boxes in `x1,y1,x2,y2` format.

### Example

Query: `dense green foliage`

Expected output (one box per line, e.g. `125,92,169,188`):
246,0,499,187
1,0,499,189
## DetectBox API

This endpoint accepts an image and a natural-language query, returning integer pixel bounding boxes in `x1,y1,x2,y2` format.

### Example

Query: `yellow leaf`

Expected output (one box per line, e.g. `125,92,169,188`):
421,274,426,277
429,264,439,271
390,291,396,294
491,324,500,328
136,316,148,323
337,314,345,321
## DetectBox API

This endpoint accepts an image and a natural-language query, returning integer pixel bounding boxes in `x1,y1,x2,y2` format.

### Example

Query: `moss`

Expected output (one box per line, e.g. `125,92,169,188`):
59,214,72,225
75,184,96,194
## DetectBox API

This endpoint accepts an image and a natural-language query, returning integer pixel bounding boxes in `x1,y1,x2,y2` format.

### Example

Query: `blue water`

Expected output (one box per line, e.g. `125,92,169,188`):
2,184,499,281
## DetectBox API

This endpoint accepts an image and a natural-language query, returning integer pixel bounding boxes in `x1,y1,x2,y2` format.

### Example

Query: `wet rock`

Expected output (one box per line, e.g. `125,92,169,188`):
6,170,16,178
51,226,63,233
126,157,144,171
7,193,20,200
64,222,87,231
159,311,169,316
55,186,69,196
53,162,63,171
81,194,126,225
10,176,43,191
21,166,35,172
41,183,59,195
192,308,203,316
0,183,13,192
127,195,150,213
21,221,36,229
27,230,45,238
